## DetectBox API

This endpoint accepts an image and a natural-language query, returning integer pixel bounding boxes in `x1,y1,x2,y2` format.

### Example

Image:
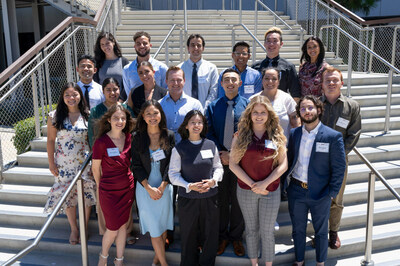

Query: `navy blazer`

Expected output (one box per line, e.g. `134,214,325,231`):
286,123,346,200
131,130,175,185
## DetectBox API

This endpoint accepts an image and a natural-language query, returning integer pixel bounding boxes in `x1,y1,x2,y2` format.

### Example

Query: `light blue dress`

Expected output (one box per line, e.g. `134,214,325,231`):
135,149,174,237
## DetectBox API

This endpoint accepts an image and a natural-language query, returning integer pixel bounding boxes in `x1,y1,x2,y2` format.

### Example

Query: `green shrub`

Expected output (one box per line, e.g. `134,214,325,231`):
12,104,57,154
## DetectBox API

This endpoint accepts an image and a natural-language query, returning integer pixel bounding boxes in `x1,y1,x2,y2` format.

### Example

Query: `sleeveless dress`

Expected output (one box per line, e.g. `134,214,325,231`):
92,133,134,231
44,111,96,214
136,148,173,237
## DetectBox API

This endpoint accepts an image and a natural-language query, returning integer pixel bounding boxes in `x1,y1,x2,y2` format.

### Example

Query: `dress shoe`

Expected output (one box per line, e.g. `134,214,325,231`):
329,230,341,249
216,239,229,255
232,240,245,257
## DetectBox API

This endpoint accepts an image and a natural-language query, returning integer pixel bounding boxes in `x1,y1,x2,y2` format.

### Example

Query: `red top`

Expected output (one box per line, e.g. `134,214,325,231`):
237,132,280,191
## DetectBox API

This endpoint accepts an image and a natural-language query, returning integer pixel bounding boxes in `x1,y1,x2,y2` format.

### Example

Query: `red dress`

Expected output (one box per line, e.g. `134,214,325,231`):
237,132,280,192
92,133,134,230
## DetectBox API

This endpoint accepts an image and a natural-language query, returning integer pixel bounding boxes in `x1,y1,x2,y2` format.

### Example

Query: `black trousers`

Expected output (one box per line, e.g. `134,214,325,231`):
218,165,244,241
178,194,219,266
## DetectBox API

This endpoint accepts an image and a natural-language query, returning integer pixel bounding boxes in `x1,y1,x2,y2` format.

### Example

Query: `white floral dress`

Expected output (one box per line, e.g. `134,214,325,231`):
44,110,96,214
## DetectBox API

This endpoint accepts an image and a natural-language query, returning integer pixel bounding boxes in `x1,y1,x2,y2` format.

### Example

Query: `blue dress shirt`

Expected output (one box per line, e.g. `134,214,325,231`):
217,65,262,99
206,94,249,151
159,92,204,144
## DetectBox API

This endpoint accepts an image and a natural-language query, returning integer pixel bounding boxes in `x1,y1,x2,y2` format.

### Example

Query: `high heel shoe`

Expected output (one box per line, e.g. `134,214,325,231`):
98,253,108,266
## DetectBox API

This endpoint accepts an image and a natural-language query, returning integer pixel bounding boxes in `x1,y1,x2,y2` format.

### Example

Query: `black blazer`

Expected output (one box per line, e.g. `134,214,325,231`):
131,130,175,185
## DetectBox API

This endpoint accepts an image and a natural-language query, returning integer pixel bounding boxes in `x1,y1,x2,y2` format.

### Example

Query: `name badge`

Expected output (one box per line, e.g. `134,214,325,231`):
152,150,166,161
336,117,350,129
200,149,214,159
244,85,254,94
107,147,120,157
265,140,277,150
316,142,329,153
198,76,207,83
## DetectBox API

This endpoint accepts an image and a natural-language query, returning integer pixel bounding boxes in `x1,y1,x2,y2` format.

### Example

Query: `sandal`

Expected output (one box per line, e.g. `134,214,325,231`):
114,256,124,266
98,253,108,266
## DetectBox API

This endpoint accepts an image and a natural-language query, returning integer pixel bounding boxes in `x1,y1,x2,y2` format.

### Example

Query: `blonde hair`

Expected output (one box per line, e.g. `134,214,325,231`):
264,27,283,42
231,95,286,166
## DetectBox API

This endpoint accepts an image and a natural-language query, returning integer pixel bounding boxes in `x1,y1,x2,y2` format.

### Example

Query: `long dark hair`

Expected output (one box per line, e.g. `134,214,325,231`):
300,36,325,77
95,103,135,139
135,99,170,151
94,32,123,69
54,82,89,130
178,110,208,140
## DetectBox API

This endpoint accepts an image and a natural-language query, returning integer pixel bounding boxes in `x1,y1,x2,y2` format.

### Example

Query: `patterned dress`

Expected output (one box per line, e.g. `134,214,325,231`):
44,110,96,214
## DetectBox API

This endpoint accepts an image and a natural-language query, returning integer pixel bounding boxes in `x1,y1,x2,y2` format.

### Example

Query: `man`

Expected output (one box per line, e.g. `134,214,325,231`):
178,34,219,108
206,69,248,257
320,67,361,250
217,41,262,99
286,95,346,266
76,54,104,110
251,27,301,101
159,66,203,144
122,31,168,100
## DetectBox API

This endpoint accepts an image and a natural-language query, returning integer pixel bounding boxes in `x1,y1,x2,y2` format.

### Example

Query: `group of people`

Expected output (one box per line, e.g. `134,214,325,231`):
44,25,362,266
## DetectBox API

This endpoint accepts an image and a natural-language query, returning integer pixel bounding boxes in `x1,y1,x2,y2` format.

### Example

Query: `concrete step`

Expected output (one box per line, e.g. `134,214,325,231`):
361,116,400,132
120,10,285,16
0,184,50,205
342,84,400,96
348,144,400,164
353,94,400,107
357,130,400,147
30,137,47,152
2,166,53,186
342,72,400,86
348,160,400,182
120,18,296,25
17,151,49,168
360,105,400,119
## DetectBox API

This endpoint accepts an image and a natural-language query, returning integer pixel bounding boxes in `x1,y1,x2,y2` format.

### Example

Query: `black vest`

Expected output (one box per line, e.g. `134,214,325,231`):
175,138,218,199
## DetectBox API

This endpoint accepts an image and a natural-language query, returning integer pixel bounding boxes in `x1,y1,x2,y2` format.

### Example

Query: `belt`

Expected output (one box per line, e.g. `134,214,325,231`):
291,177,308,189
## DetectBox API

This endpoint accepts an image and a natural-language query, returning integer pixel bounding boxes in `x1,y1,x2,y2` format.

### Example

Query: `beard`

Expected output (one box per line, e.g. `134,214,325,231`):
300,113,319,124
135,48,150,58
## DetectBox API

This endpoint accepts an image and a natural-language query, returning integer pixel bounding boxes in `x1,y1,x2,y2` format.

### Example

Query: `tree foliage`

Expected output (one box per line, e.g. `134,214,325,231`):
336,0,378,16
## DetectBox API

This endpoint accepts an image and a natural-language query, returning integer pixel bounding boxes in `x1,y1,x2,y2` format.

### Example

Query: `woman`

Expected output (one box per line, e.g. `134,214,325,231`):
251,67,300,141
131,100,175,266
298,36,329,97
229,96,288,266
93,31,129,98
168,110,223,266
92,104,135,266
44,82,96,245
127,61,167,116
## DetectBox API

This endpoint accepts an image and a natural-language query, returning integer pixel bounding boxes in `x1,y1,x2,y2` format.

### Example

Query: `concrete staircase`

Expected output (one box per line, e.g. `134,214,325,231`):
1,9,400,265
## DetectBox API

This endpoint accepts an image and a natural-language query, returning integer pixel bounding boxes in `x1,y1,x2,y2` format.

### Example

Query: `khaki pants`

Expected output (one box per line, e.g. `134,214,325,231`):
329,157,348,232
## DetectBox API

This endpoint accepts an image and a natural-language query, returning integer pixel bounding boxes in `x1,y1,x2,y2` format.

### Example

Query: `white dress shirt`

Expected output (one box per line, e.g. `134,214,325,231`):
292,122,322,183
77,80,104,110
178,58,219,108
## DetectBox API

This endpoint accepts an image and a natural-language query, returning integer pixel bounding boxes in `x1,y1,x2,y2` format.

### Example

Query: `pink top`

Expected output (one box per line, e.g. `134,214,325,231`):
299,61,329,97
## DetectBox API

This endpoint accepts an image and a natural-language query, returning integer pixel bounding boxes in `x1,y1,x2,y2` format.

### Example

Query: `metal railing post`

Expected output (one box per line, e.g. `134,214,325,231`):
183,0,188,60
239,0,242,24
384,69,393,133
77,176,88,266
313,0,318,36
295,0,299,24
117,0,122,26
254,0,258,64
232,28,235,65
180,28,183,62
150,0,153,11
391,26,399,66
336,18,340,58
166,41,169,66
347,41,353,97
368,28,375,73
65,41,74,83
361,172,375,266
31,73,41,139
299,29,304,55
274,0,277,11
222,0,225,10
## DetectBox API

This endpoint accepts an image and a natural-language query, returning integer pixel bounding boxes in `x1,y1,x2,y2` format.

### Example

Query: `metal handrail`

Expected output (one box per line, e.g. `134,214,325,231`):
154,24,185,64
231,23,266,65
352,147,400,265
97,0,115,32
319,24,400,133
3,154,93,266
253,0,293,30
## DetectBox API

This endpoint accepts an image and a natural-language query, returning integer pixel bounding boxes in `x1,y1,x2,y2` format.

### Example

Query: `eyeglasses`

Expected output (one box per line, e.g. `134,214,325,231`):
299,106,315,113
233,52,249,56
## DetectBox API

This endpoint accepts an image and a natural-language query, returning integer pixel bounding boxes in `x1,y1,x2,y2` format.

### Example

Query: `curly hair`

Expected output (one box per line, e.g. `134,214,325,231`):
95,103,135,140
231,95,286,166
54,82,89,130
94,32,123,69
134,99,170,151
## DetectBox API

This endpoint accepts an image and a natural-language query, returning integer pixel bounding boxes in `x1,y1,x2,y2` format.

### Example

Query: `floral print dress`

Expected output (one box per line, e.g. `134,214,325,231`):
44,110,96,214
299,61,329,97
